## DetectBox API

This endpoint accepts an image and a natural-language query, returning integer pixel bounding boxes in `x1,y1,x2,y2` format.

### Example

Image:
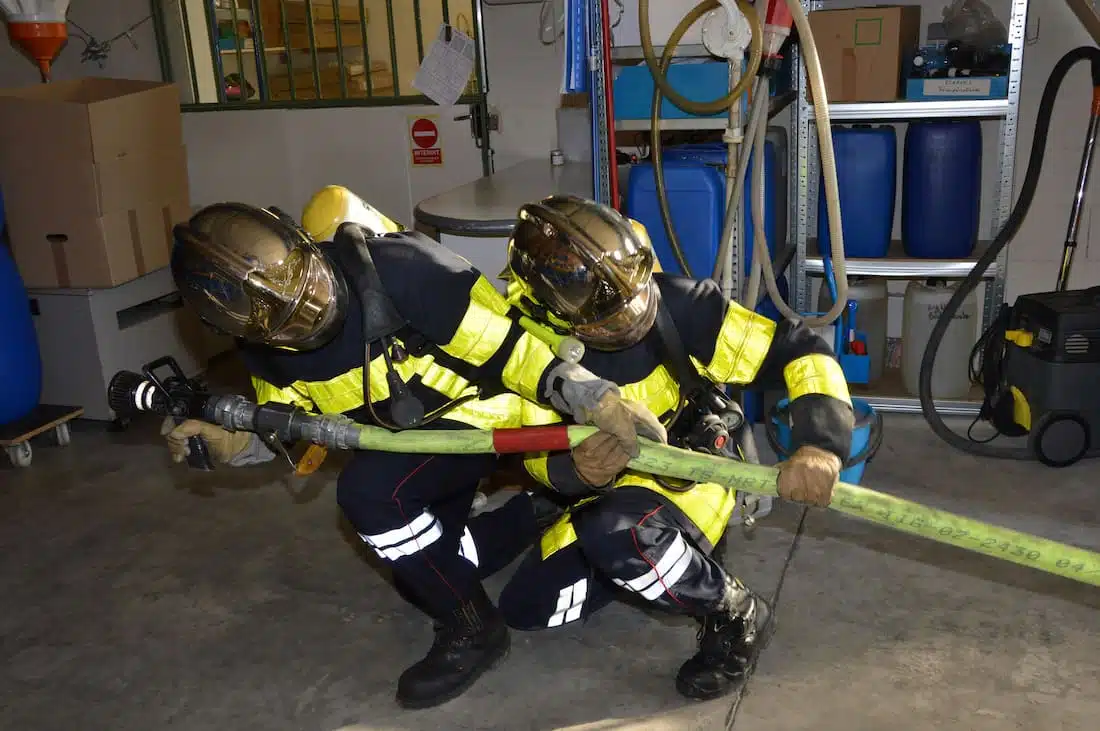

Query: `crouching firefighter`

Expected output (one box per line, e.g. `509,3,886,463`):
160,191,668,709
483,195,855,701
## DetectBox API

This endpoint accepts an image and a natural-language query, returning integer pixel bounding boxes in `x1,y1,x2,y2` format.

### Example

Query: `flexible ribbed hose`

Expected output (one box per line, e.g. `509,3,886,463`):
645,0,762,277
742,0,848,326
639,0,762,116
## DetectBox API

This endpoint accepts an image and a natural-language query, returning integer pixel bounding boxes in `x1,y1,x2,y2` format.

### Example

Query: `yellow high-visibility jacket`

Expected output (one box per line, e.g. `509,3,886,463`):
239,232,570,432
515,273,854,559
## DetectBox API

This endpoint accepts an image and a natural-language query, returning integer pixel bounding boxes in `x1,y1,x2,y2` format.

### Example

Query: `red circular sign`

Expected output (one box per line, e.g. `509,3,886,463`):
411,118,438,149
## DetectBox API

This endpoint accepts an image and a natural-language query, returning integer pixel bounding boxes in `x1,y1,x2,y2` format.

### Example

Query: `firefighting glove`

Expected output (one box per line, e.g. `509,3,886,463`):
572,431,632,488
160,417,252,465
775,444,842,508
543,362,667,458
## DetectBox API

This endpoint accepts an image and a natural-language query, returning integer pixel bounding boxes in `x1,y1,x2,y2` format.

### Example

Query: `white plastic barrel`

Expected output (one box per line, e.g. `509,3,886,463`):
818,276,890,382
901,279,977,399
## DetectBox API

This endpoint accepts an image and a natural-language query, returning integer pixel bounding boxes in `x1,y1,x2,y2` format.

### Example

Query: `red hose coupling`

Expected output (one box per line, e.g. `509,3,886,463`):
491,426,573,454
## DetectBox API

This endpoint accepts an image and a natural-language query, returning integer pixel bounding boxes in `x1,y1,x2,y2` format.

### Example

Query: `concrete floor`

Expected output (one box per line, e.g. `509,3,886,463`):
2,406,1099,730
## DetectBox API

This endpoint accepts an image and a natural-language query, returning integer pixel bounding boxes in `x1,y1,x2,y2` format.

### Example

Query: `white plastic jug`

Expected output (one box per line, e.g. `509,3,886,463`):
902,279,977,400
818,276,890,382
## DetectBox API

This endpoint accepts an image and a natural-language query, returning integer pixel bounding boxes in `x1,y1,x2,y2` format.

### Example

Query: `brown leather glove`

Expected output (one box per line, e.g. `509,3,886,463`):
160,417,252,465
776,445,842,508
582,391,668,458
572,431,632,487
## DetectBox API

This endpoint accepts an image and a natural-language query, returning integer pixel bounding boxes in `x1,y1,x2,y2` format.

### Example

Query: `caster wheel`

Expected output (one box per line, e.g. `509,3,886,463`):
6,442,32,468
55,422,71,446
1034,414,1090,468
109,416,131,433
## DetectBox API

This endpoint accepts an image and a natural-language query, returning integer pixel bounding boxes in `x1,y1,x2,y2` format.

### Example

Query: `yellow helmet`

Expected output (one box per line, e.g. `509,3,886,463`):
302,185,404,242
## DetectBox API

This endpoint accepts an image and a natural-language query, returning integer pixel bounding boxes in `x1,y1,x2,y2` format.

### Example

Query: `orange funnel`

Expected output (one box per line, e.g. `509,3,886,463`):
7,20,66,82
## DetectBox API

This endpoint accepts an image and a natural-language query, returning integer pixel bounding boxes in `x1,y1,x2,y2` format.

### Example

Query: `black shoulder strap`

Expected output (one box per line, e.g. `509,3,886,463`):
329,222,407,344
653,298,711,399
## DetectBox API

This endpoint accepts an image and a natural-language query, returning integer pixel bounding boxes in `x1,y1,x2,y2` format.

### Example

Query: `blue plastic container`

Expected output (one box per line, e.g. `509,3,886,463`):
0,208,43,426
817,126,896,259
766,397,883,485
625,160,726,278
902,121,982,259
613,62,732,120
662,139,782,277
628,129,787,278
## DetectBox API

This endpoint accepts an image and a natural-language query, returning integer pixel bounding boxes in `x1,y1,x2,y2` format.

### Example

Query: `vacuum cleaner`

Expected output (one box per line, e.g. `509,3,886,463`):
920,46,1100,468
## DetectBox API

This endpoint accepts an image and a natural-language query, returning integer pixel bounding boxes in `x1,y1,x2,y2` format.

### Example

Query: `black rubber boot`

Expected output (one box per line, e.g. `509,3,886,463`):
395,585,510,709
674,578,775,701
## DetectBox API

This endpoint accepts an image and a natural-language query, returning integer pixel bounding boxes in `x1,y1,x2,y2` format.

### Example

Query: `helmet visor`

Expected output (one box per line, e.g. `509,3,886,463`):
172,203,345,349
573,283,658,350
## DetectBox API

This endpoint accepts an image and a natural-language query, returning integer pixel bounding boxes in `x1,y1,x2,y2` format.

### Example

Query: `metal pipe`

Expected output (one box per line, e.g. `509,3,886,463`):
332,0,349,99
277,0,297,102
226,0,247,100
302,0,323,99
203,0,228,104
413,0,425,63
249,0,271,101
385,0,401,96
1057,102,1100,290
356,0,373,96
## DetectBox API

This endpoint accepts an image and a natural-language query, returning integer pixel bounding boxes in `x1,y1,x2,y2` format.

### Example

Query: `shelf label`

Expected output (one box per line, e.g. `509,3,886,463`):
921,77,993,97
409,115,443,166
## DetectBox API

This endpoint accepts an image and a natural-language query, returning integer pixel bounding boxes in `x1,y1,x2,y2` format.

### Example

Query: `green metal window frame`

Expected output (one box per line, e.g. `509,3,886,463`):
150,0,486,112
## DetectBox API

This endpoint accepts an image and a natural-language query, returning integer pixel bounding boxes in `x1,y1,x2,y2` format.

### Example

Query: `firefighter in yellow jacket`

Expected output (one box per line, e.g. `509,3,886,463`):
475,195,856,701
160,189,666,709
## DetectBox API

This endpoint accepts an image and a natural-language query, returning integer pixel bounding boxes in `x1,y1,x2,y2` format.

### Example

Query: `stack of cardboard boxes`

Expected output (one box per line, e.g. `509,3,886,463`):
0,78,229,421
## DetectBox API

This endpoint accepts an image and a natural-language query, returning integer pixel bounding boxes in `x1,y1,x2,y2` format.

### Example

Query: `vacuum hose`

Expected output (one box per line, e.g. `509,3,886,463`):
919,46,1100,459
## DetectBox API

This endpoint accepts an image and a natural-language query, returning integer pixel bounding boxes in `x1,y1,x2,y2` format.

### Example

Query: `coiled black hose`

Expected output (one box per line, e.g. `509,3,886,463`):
919,46,1100,459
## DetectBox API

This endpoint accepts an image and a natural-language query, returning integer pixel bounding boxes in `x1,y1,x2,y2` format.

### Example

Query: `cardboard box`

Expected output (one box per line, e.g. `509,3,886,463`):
8,189,190,290
0,78,183,171
0,78,189,289
808,6,921,103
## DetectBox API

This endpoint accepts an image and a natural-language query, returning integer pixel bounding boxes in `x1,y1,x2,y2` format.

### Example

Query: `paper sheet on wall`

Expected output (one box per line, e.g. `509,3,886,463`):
413,24,477,107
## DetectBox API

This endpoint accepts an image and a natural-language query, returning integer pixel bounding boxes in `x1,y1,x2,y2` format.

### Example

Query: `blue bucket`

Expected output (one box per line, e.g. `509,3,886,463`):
765,398,883,485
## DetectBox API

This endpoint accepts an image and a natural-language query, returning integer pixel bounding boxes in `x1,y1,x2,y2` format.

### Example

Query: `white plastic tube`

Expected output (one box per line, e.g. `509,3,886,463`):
743,0,848,327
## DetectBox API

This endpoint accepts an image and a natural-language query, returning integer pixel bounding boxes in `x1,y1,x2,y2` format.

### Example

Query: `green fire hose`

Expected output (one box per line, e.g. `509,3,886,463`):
105,368,1100,591
349,422,1100,589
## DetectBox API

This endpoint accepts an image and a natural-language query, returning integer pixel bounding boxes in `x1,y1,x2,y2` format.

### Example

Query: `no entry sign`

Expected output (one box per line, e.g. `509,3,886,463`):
409,115,443,166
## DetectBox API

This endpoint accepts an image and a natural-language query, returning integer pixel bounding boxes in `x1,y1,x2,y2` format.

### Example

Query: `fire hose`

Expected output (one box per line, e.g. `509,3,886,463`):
109,368,1100,590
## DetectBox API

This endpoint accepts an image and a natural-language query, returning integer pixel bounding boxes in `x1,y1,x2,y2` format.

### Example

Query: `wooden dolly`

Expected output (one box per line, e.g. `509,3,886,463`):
0,404,83,468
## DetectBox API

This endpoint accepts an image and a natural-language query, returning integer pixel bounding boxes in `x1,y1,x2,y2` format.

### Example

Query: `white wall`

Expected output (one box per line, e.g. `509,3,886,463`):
481,2,565,171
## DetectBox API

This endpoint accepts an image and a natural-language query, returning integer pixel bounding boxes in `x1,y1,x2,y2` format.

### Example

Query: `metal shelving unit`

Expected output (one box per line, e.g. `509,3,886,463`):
789,0,1031,416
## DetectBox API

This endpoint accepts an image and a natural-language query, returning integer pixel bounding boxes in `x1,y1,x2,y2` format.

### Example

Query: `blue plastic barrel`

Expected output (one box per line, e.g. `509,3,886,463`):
902,121,982,258
766,397,883,484
817,126,896,259
662,141,780,277
625,160,726,278
0,215,43,426
630,134,785,278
